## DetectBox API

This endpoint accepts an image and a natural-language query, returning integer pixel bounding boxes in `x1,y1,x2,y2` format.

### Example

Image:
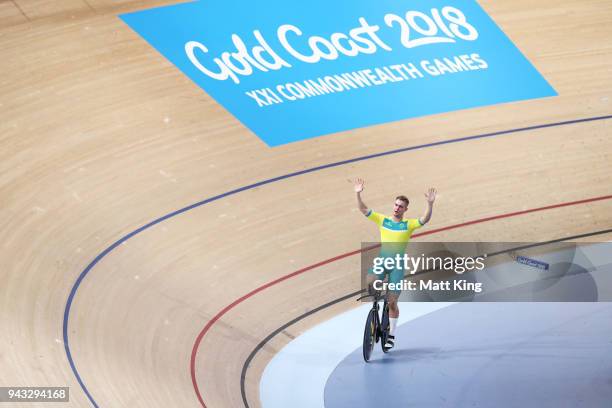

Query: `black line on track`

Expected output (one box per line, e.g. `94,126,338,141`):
11,0,30,21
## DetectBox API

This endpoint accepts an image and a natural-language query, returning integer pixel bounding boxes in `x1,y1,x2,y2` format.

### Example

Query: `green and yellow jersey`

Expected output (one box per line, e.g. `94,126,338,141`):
365,210,423,255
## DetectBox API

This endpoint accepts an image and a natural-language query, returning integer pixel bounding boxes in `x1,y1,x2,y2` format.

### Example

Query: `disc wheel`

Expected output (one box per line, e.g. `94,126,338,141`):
362,308,377,362
381,303,390,353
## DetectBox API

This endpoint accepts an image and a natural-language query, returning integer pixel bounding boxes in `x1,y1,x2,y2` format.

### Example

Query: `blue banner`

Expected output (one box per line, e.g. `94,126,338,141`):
121,0,557,146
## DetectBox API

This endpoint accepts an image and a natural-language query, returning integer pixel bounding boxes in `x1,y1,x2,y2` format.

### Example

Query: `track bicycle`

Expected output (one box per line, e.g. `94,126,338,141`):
357,290,390,362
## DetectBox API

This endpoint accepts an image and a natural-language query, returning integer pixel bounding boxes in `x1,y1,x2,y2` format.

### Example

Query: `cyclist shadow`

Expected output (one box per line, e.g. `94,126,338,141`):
369,347,441,363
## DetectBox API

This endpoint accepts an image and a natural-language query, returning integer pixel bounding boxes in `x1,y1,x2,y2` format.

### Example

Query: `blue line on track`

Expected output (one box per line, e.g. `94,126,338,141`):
62,114,612,407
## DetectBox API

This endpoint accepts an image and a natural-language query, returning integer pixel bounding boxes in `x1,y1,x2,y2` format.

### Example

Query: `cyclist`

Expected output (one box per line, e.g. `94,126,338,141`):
353,178,436,350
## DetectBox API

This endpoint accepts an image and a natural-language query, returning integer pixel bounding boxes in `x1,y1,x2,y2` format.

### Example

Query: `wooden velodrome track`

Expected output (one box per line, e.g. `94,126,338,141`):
1,0,611,406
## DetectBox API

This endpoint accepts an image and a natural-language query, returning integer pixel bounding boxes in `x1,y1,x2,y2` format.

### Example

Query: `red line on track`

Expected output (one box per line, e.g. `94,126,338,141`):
190,194,612,407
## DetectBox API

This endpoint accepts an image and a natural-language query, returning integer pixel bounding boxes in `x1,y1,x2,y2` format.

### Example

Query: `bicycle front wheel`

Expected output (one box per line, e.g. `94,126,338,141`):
363,308,377,362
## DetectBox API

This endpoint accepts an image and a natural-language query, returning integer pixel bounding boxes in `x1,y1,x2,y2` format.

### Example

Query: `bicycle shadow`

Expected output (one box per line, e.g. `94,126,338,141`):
368,347,441,364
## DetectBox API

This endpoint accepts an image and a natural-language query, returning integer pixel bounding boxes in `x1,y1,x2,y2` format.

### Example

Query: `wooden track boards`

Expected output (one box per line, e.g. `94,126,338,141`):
1,0,611,407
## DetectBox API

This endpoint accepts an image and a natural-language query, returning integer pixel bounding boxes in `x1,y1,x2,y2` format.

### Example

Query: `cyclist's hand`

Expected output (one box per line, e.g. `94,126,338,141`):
353,178,365,193
425,187,437,203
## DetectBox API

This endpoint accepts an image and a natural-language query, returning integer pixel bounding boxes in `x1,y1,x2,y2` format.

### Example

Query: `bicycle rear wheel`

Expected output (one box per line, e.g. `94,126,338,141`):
381,301,390,353
362,308,377,362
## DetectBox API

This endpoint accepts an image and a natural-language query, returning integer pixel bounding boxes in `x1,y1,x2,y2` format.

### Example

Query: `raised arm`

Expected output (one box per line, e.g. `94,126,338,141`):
353,178,370,215
419,188,437,225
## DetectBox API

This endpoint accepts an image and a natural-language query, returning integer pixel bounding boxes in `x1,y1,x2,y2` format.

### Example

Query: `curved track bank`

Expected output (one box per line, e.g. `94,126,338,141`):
62,115,612,407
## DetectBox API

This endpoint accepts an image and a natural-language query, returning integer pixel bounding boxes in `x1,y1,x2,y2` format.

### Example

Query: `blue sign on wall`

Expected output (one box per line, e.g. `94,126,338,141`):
120,0,557,146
